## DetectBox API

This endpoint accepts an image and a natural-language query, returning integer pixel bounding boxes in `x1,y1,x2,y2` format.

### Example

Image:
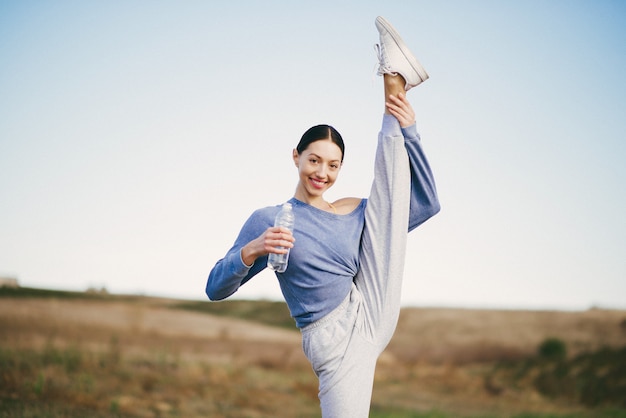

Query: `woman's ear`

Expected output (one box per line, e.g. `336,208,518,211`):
292,149,299,167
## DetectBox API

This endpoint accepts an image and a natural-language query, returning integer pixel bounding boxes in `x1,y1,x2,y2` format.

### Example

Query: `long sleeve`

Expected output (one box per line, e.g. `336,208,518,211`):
205,209,273,300
400,121,441,231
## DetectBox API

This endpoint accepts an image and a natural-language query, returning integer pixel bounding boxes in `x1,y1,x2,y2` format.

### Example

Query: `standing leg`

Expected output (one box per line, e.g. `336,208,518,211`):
301,285,379,418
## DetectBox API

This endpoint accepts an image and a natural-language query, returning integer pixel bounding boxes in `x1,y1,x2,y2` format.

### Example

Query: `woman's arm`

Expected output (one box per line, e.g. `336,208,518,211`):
402,123,440,231
206,244,259,301
205,209,294,300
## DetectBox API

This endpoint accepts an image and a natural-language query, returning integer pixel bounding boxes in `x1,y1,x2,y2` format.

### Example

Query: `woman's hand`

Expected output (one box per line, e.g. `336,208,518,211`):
241,226,295,267
386,92,416,128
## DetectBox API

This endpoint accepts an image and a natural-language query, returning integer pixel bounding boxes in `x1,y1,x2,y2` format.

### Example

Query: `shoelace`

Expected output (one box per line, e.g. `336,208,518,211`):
374,43,392,76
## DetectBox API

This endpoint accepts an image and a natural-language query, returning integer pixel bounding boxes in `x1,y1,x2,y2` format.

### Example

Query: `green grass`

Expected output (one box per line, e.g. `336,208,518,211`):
0,398,121,418
0,286,140,301
488,344,626,411
368,409,626,418
0,286,89,299
370,407,626,418
369,409,448,418
171,298,297,330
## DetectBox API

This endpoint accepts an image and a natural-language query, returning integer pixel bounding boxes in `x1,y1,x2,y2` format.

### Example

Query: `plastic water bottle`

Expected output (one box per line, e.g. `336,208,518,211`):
267,202,295,273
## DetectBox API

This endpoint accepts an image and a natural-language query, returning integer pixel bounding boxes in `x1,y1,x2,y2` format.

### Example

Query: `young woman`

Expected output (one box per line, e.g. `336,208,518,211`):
206,16,440,417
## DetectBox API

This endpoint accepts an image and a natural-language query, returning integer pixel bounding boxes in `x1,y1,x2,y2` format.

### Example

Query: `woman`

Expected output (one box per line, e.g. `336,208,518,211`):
206,16,440,417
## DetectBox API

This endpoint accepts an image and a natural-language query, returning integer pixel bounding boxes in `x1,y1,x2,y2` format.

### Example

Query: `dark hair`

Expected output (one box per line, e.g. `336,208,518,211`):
296,124,345,162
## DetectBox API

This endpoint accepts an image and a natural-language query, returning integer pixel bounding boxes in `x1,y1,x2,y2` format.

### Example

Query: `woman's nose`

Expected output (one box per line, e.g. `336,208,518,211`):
315,164,327,177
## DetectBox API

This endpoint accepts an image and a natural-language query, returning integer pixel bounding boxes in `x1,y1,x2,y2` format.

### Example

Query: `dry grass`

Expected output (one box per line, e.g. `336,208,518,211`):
387,307,626,364
0,290,625,417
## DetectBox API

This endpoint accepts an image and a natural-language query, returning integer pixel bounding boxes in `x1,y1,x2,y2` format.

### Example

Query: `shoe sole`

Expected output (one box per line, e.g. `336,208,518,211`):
376,16,429,83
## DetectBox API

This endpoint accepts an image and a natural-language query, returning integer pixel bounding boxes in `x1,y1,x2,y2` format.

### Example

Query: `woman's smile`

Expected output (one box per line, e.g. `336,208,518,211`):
309,177,328,189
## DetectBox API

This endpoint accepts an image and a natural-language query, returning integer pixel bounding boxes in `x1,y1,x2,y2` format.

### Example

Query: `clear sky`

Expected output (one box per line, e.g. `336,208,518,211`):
1,1,625,310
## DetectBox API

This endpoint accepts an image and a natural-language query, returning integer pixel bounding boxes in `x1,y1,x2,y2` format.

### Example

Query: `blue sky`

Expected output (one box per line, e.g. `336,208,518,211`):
1,1,624,310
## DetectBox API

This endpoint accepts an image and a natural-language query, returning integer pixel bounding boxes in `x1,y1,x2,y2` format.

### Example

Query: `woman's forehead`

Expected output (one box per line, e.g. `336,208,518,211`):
302,139,343,159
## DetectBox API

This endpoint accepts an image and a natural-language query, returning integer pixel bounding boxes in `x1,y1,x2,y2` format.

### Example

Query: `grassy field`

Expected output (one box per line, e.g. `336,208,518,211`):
0,287,624,417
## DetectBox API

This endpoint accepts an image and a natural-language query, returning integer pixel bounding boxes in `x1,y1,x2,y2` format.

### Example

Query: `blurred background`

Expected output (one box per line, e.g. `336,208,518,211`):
1,1,625,308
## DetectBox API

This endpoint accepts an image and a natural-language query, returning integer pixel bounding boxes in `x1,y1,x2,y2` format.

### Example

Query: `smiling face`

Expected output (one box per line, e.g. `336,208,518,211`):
293,138,343,202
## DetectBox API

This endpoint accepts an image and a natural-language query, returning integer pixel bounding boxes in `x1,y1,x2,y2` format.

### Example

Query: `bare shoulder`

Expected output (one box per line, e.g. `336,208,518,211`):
331,197,363,215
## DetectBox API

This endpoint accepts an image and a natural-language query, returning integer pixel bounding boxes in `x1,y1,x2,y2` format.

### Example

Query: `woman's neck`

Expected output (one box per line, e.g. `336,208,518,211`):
293,191,336,213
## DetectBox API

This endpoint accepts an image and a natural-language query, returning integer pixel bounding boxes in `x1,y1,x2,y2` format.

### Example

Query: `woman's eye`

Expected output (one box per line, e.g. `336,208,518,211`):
309,159,318,164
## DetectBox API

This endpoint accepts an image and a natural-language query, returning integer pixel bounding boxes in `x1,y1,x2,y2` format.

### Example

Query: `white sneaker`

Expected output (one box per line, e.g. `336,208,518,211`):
375,16,429,90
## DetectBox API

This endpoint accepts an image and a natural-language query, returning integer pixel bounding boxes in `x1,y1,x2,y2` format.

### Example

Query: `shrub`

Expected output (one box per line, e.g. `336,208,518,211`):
538,338,567,361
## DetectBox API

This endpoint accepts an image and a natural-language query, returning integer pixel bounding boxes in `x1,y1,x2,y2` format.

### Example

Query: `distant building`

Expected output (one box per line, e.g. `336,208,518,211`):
0,277,19,288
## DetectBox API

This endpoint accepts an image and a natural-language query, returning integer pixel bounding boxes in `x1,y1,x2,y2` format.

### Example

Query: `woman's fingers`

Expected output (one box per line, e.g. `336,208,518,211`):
266,227,294,252
273,227,295,243
386,93,415,127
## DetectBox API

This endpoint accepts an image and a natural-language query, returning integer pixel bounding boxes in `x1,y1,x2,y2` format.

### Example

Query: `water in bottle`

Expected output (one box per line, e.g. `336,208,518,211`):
267,202,295,273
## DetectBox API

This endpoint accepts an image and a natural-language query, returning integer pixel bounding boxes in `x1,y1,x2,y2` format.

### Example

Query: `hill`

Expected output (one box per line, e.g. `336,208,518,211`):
1,287,624,417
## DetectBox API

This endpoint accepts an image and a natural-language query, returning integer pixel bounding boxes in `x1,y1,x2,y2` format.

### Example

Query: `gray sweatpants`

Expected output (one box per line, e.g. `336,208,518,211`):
301,116,412,417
